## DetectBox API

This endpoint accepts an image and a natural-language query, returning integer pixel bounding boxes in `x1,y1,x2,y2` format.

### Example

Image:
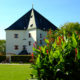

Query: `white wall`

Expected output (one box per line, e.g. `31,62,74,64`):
37,29,47,46
6,29,37,55
5,9,47,56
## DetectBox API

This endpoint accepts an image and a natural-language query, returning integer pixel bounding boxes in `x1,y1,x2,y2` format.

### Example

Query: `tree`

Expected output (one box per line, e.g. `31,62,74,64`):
60,22,80,35
0,40,6,55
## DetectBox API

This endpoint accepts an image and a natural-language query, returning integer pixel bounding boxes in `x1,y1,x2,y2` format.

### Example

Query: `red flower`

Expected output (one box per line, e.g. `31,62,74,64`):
35,41,37,44
39,46,41,51
32,53,34,59
75,48,78,56
33,43,35,48
75,31,78,34
62,36,64,41
43,38,45,41
47,44,49,47
53,38,54,42
79,35,80,40
46,50,48,54
49,40,51,43
58,36,61,41
49,29,52,34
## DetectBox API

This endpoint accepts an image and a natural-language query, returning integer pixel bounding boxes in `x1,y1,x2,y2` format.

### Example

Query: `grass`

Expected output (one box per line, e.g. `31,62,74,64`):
0,64,32,80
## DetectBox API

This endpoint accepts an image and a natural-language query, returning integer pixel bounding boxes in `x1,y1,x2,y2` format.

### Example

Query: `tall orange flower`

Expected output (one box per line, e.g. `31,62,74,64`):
46,50,48,54
75,48,78,56
39,46,41,51
32,53,34,59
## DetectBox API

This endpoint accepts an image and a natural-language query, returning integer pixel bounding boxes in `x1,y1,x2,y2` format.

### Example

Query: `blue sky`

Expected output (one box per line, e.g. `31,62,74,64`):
0,0,80,40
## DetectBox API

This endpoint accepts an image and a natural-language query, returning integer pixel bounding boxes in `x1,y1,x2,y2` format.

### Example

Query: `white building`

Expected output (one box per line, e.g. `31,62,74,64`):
5,8,57,56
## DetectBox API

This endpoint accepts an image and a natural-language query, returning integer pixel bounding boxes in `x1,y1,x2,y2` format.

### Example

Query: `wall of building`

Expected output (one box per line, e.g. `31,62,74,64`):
6,29,37,56
37,29,47,46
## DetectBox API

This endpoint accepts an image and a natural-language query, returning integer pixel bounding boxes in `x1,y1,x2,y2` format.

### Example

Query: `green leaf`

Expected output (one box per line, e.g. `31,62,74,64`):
72,33,77,48
77,48,80,59
45,39,49,44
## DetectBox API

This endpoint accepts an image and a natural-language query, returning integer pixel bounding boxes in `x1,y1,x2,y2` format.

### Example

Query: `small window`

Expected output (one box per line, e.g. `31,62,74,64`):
40,40,42,44
14,34,18,38
30,15,33,18
40,34,42,38
23,45,26,50
29,33,31,38
14,45,18,50
30,24,33,27
29,41,31,46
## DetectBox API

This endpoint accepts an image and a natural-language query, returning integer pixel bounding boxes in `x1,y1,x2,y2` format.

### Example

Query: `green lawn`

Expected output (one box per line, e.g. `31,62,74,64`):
0,64,32,80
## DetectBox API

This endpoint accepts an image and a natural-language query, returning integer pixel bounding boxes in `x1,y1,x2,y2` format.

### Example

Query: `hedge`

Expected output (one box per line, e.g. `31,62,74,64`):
0,56,6,62
11,55,32,63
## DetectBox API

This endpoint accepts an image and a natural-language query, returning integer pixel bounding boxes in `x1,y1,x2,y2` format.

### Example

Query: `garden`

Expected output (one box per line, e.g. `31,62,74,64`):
0,22,80,80
31,22,80,80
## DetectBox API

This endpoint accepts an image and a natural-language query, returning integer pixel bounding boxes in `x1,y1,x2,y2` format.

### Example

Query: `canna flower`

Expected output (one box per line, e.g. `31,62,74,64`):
35,41,37,45
46,50,48,54
43,38,45,41
47,44,49,47
75,48,78,56
75,31,78,34
32,53,34,59
79,35,80,40
49,40,51,43
39,46,41,51
33,43,35,48
58,36,61,41
61,36,64,41
49,29,51,34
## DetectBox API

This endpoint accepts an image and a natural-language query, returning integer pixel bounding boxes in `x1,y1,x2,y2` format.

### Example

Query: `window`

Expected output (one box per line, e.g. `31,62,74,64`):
40,40,42,44
29,33,31,38
14,34,18,38
29,41,31,46
14,45,18,50
30,15,33,18
23,45,26,50
40,34,42,38
30,24,33,27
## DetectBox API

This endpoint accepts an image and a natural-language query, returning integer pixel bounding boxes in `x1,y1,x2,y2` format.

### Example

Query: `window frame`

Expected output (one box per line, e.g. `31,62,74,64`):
29,33,31,38
14,34,18,38
30,24,33,27
40,34,42,38
29,41,31,46
14,45,18,50
40,40,42,44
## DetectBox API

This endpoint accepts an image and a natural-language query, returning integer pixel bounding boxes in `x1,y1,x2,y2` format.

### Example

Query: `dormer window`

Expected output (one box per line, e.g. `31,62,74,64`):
30,15,33,18
14,34,18,38
30,24,33,27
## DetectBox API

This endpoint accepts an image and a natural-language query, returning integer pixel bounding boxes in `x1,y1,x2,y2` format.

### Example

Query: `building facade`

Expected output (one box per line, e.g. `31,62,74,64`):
5,8,57,56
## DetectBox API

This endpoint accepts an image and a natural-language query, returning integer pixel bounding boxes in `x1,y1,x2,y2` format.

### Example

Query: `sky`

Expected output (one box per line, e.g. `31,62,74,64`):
0,0,80,40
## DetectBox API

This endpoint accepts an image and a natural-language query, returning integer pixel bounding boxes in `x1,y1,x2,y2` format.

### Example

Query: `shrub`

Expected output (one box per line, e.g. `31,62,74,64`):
11,55,32,63
32,29,80,80
0,56,6,62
